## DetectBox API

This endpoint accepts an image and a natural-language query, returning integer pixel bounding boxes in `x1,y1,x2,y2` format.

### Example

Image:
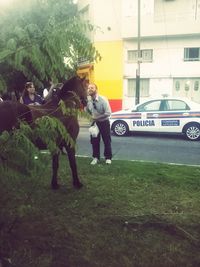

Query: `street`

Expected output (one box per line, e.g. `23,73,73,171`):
77,126,200,166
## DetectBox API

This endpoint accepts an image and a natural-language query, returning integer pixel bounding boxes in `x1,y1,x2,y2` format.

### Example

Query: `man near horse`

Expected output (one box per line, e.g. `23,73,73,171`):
86,83,112,165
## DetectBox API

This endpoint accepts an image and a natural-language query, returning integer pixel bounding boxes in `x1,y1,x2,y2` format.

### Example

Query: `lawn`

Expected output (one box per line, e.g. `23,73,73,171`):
1,156,200,267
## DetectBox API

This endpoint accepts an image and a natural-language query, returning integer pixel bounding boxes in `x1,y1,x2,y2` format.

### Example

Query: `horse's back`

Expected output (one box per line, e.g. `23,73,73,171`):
0,101,32,132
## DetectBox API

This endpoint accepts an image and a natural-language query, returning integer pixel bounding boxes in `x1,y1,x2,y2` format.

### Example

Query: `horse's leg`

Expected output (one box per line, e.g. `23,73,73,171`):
51,152,60,190
65,145,83,189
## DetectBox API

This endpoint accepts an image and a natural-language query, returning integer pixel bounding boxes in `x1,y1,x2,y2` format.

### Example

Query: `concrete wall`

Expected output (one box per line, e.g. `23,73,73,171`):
124,36,200,78
122,0,200,38
91,0,122,41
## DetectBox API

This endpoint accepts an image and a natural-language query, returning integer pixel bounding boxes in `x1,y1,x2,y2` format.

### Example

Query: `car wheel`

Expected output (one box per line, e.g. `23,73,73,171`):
184,123,200,141
112,121,129,136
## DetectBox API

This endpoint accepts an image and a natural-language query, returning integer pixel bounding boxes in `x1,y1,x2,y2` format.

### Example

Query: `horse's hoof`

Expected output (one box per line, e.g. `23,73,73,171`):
51,183,60,190
73,181,83,189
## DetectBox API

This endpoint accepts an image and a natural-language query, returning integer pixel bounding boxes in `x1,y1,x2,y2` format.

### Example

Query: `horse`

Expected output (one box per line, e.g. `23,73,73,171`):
0,76,88,190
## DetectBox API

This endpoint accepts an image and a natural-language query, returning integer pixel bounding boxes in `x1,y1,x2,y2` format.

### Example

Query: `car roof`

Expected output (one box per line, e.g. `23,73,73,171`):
136,97,200,107
113,97,200,114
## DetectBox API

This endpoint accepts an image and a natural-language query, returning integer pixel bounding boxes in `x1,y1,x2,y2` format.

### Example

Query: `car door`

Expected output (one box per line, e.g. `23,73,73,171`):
158,99,190,133
133,100,162,132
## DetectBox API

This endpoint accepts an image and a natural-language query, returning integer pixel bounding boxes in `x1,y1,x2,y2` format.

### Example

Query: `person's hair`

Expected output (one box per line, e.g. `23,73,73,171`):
22,82,35,98
89,83,98,90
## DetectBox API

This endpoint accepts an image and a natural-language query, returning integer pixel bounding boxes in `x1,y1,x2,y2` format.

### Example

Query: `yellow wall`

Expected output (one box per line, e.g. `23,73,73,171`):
93,41,123,100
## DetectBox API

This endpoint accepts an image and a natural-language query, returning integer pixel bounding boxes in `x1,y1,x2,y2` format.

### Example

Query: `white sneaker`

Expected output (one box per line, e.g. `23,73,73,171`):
105,159,112,164
90,158,98,165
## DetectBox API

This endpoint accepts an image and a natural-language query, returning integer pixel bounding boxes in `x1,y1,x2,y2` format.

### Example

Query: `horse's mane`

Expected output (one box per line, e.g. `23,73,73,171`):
44,76,79,104
58,76,78,98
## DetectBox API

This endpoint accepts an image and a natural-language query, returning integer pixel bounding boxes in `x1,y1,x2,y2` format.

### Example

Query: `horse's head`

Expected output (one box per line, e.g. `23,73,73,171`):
58,76,88,108
44,83,63,104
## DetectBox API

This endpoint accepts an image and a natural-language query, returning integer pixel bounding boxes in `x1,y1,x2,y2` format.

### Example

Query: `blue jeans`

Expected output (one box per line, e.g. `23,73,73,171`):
90,120,112,160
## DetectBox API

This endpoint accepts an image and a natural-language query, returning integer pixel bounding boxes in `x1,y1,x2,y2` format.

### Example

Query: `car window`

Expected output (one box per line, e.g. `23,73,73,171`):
137,100,161,112
166,100,190,111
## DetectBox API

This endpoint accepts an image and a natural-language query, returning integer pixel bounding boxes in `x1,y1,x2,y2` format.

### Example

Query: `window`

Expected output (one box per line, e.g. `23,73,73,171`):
127,51,138,62
185,82,190,91
127,79,149,97
166,100,189,111
173,78,200,99
175,81,180,91
194,81,199,91
142,50,153,61
137,100,161,112
184,48,200,61
127,49,153,62
127,79,135,97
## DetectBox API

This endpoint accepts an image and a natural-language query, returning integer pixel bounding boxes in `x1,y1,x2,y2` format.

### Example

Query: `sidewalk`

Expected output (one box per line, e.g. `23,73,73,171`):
78,117,90,128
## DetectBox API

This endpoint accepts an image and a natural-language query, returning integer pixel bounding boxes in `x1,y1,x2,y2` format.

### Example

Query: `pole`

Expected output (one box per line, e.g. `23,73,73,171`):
135,0,141,105
195,0,198,20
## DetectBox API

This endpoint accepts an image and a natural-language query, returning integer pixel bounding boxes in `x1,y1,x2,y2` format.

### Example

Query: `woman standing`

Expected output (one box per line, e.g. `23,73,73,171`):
20,82,44,105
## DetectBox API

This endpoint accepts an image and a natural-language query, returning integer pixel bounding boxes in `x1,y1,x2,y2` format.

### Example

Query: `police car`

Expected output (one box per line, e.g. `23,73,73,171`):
110,97,200,140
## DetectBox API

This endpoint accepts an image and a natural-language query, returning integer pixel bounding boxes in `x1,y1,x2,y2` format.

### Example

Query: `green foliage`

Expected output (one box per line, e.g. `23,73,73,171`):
60,100,79,117
0,78,7,94
0,127,40,173
0,112,77,172
0,91,90,172
59,99,93,123
0,0,100,92
34,115,75,153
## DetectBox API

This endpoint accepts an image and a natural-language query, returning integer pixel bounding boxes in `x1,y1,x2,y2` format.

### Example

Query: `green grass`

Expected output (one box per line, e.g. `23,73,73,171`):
1,156,200,267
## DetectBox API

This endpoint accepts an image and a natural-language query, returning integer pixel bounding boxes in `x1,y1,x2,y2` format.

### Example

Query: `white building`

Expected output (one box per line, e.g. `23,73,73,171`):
78,0,200,110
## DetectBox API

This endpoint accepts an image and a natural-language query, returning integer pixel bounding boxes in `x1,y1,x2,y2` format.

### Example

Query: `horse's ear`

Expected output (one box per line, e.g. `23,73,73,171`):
80,76,86,82
80,76,90,85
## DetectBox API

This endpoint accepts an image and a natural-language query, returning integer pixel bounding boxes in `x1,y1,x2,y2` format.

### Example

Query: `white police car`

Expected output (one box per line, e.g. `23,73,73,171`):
110,98,200,140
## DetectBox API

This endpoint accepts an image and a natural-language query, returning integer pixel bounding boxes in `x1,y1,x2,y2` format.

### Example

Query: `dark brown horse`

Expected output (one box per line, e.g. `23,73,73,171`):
0,76,87,190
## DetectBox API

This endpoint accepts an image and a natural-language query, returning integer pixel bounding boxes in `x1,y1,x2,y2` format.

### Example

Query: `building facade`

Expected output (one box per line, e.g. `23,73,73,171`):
78,0,200,111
